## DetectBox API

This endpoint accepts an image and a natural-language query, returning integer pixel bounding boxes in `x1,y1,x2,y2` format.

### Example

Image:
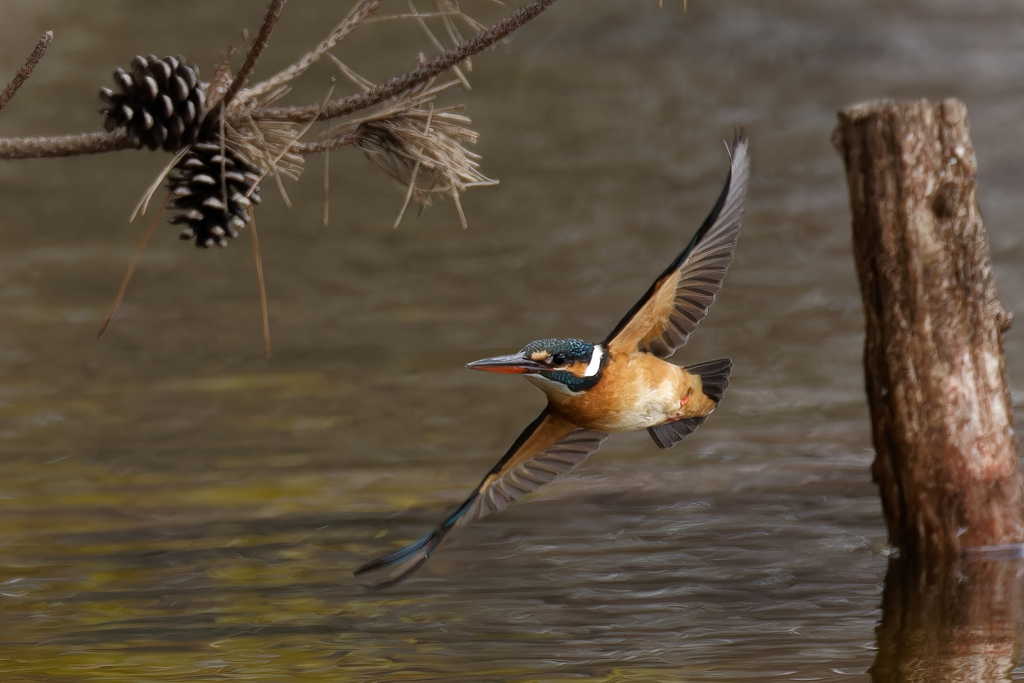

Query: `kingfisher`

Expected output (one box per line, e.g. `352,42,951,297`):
356,132,750,588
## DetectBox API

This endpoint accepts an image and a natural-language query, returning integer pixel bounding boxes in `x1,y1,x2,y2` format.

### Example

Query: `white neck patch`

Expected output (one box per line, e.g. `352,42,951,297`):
584,344,604,377
527,372,577,395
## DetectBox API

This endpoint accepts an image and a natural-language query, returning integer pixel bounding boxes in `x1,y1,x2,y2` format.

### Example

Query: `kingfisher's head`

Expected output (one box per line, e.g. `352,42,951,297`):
466,338,606,394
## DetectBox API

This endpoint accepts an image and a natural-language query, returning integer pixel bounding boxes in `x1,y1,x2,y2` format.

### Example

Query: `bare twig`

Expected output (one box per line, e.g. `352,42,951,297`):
0,31,53,113
220,106,230,214
249,212,272,359
323,151,330,226
243,0,384,102
130,146,190,221
291,132,359,154
438,1,487,39
435,0,484,74
206,48,239,110
325,53,374,93
222,0,289,109
408,0,471,91
364,11,480,24
0,131,129,159
394,158,421,229
98,191,170,336
253,0,560,122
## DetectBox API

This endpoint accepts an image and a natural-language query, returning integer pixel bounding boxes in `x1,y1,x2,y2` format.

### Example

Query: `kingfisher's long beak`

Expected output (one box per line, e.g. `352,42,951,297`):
466,352,547,374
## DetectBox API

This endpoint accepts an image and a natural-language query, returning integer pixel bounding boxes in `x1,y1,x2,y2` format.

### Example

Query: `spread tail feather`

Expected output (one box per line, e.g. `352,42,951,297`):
647,358,732,449
353,527,449,589
684,357,732,403
353,498,472,589
648,416,707,449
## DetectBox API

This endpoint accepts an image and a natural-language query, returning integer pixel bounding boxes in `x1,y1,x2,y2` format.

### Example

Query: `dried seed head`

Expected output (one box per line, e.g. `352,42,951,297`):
355,104,496,224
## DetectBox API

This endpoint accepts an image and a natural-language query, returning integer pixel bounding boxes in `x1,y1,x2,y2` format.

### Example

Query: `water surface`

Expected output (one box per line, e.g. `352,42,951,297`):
1,1,1023,680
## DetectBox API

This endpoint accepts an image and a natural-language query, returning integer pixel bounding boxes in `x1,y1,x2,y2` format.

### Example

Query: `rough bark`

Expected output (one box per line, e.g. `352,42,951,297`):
833,98,1024,557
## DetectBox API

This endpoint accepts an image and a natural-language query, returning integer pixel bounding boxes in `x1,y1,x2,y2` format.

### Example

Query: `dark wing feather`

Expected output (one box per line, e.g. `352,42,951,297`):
468,425,608,520
354,411,607,588
605,131,750,358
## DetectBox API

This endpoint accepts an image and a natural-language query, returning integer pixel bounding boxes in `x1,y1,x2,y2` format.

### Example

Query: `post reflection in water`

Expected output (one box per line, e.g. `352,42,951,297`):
872,552,1024,682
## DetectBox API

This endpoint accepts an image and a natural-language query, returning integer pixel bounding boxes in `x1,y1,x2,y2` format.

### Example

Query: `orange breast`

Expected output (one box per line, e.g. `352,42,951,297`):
546,351,716,432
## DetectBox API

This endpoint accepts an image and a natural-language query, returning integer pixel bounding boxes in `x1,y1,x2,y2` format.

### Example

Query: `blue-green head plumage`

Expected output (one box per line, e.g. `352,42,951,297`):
519,338,605,393
466,338,607,393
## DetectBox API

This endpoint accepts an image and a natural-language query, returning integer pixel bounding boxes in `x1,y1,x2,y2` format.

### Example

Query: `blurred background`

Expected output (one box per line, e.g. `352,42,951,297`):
0,1,1022,680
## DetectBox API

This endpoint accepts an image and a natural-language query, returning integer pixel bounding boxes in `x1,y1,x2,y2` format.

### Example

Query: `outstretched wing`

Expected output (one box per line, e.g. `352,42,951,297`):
465,414,609,521
605,131,750,358
354,410,608,588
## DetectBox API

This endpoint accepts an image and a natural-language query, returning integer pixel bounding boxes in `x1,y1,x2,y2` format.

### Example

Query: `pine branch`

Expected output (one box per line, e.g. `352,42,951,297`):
291,132,360,154
251,0,559,123
243,0,385,102
221,0,288,109
0,31,54,113
0,131,129,159
0,0,558,161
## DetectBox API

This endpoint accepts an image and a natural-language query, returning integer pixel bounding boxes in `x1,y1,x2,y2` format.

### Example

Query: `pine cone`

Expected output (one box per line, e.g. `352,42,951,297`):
100,55,206,152
167,141,262,248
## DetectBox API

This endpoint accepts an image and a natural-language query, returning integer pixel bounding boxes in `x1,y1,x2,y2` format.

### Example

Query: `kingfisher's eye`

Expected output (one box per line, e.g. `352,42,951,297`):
552,353,567,365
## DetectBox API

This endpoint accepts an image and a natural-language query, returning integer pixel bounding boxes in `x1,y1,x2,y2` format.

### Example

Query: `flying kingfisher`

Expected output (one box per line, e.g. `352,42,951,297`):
356,132,750,588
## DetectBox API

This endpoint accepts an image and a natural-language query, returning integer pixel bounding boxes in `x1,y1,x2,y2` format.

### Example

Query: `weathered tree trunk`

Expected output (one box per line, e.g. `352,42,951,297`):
833,98,1024,558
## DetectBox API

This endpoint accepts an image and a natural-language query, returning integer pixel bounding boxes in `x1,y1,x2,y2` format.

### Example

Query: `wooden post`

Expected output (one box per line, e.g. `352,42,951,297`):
833,98,1024,558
